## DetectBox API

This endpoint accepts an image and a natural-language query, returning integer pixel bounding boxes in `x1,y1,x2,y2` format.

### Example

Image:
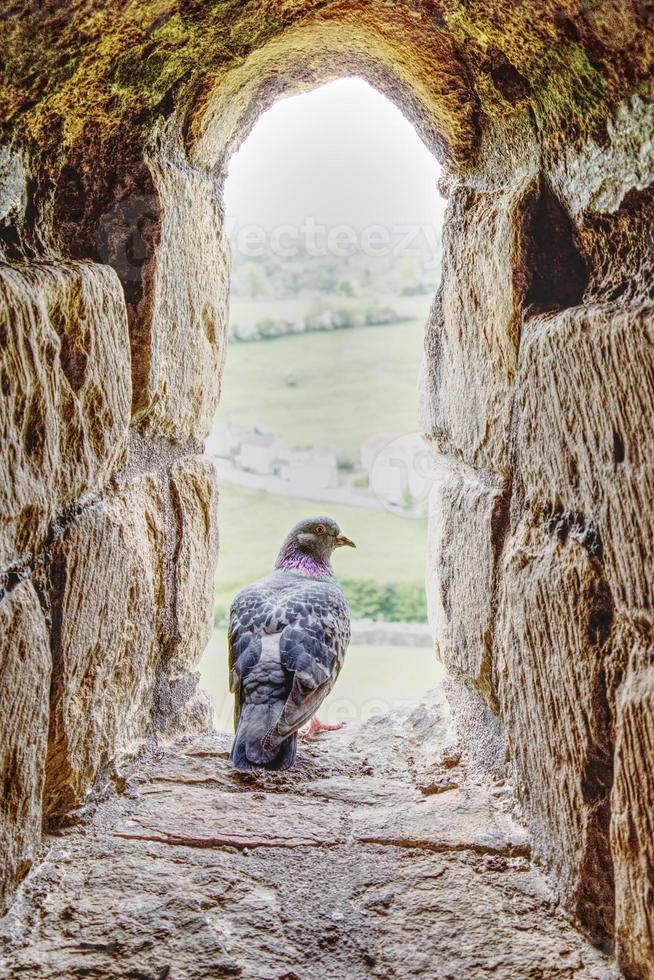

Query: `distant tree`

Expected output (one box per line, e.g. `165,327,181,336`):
340,578,427,623
364,303,400,326
239,262,272,299
402,486,415,512
332,308,356,329
255,317,293,339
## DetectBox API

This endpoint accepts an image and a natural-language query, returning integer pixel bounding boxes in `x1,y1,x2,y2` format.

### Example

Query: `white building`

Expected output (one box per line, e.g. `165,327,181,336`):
285,445,339,493
239,431,281,475
205,422,241,458
212,423,340,493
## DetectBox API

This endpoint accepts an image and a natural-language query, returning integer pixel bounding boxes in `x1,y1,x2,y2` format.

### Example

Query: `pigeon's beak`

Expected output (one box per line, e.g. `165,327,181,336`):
336,533,356,549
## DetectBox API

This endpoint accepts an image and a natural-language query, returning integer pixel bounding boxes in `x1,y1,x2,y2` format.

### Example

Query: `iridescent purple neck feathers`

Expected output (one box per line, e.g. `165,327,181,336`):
275,543,334,579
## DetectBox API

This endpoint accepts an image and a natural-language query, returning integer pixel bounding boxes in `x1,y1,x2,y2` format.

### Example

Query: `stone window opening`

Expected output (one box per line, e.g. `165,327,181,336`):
196,76,449,736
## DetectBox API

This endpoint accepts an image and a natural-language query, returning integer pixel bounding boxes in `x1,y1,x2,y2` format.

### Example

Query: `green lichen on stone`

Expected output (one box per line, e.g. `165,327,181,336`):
530,41,610,138
0,0,285,158
442,0,651,144
0,0,650,185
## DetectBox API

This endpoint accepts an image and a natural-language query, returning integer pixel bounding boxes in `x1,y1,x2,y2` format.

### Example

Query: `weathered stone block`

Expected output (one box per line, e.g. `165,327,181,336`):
495,520,616,947
44,474,165,816
134,136,230,443
170,455,219,669
426,461,507,708
0,261,131,571
0,580,50,912
550,93,654,217
421,178,532,474
514,301,654,615
442,676,507,784
611,620,654,979
151,455,218,737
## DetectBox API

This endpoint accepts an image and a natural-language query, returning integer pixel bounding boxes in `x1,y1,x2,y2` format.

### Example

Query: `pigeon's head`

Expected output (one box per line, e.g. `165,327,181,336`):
275,516,356,577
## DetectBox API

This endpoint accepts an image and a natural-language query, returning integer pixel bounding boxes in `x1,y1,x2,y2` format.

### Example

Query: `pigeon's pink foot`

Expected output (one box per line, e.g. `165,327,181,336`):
300,716,345,739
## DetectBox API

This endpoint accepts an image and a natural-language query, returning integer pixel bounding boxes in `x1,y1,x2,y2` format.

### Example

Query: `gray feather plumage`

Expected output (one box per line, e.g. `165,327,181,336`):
229,569,350,770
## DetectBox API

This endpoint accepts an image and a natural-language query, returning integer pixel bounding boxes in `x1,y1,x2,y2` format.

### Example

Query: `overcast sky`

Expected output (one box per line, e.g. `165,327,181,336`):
224,77,444,234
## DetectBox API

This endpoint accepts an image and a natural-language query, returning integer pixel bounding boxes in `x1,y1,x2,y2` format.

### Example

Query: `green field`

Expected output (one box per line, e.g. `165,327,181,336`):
218,298,428,459
213,299,430,616
214,483,426,616
199,627,444,733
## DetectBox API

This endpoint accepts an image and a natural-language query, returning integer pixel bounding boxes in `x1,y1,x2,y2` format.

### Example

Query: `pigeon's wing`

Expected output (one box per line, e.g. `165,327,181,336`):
228,583,272,729
273,582,350,738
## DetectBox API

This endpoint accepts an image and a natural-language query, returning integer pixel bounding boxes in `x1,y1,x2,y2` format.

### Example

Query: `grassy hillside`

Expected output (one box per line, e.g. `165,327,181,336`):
217,301,427,459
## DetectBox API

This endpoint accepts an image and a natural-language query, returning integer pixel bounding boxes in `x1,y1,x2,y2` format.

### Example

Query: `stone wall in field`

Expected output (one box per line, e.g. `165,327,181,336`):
0,3,652,975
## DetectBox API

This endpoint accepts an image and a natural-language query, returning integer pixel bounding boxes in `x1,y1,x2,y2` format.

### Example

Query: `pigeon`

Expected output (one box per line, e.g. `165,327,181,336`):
229,516,355,771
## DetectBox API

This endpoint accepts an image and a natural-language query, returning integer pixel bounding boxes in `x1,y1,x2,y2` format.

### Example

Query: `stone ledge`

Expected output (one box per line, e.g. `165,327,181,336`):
0,696,618,980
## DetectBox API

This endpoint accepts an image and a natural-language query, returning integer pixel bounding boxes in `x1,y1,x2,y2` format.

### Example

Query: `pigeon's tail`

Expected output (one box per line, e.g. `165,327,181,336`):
230,701,297,772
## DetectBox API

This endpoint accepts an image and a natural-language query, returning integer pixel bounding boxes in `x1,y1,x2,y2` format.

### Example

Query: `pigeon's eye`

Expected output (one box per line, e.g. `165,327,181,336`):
315,524,326,534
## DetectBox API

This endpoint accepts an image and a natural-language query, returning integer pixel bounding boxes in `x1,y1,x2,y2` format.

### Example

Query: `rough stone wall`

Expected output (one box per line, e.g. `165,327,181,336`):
424,90,654,977
0,257,219,909
0,3,653,976
0,580,50,917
